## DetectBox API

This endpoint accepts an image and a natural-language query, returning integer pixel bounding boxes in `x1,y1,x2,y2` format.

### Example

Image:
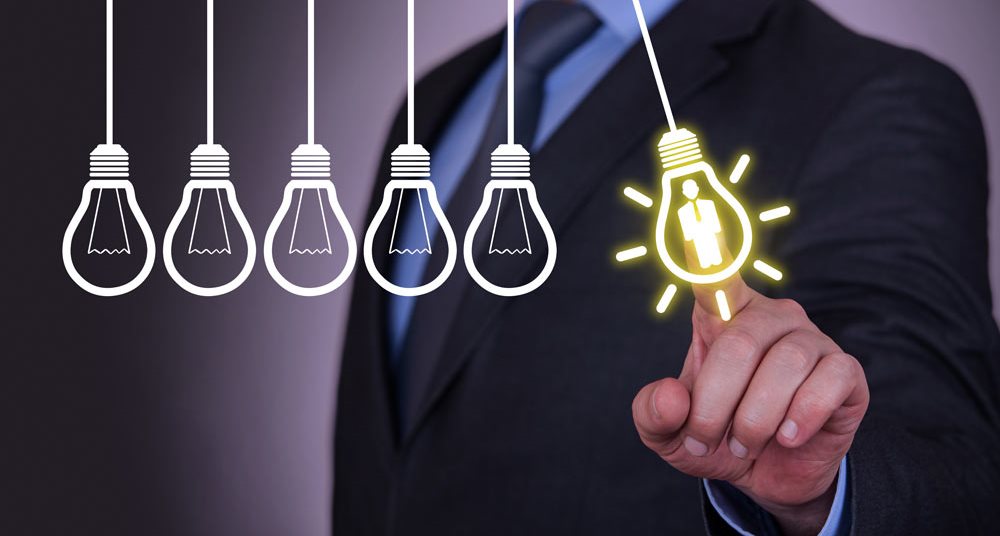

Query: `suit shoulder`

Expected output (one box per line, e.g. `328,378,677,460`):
745,0,982,140
761,0,972,94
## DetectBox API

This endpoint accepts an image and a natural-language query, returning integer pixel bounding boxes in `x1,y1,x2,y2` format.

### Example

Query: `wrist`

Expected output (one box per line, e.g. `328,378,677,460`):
752,472,839,536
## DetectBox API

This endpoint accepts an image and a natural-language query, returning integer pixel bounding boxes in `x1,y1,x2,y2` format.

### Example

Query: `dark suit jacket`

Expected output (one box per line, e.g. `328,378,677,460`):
334,0,1000,533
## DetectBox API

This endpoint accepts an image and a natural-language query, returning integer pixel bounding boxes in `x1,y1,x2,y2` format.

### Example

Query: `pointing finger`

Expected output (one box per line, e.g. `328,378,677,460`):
683,240,757,321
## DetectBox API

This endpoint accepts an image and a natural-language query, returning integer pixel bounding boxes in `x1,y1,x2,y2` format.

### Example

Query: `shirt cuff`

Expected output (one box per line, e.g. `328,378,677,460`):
703,456,849,536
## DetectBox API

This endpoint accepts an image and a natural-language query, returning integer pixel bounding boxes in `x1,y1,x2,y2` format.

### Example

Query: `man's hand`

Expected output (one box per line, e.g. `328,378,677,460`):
632,273,869,535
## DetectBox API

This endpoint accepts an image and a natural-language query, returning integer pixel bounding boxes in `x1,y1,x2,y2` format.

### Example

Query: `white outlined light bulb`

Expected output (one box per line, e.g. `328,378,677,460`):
63,144,157,297
363,144,456,296
163,0,255,297
462,0,557,296
464,144,557,296
162,144,256,296
262,0,355,296
264,145,356,296
62,0,155,297
362,0,456,296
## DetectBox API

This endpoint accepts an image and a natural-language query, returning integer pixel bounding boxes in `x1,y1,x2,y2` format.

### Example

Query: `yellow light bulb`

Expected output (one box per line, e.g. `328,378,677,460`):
653,128,753,285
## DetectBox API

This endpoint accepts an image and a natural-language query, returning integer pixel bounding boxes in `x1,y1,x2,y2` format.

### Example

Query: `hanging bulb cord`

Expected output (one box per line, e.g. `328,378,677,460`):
507,0,515,145
406,0,415,145
307,0,316,144
631,0,677,132
206,0,215,144
106,0,114,144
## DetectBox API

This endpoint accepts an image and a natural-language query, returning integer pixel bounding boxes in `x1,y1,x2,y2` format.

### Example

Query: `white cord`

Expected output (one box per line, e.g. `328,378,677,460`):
308,0,315,144
631,0,676,131
407,0,415,144
207,0,215,144
106,0,113,144
507,0,514,145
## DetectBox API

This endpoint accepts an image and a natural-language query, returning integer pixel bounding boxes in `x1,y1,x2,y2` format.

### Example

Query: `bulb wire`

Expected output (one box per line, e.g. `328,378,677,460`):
406,0,415,145
631,0,676,131
308,0,315,145
106,0,113,144
207,0,215,144
507,0,514,145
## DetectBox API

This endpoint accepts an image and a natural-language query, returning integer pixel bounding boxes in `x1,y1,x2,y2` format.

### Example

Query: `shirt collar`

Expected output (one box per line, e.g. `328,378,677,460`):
518,0,680,43
582,0,680,42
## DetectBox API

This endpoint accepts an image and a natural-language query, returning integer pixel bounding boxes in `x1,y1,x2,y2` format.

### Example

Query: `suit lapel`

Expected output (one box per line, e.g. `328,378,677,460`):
403,0,776,441
346,33,505,445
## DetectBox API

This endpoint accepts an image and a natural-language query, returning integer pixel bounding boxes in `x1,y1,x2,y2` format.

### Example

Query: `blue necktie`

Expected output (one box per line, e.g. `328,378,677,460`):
390,1,601,429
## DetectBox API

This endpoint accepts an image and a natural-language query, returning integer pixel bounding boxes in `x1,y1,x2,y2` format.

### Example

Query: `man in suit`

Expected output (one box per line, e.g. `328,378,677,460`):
335,0,1000,533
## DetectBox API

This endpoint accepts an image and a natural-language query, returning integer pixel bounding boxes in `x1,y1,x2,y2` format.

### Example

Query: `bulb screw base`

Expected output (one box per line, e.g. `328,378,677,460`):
90,144,129,178
291,144,332,178
390,144,431,178
657,128,703,171
490,144,531,178
190,144,231,178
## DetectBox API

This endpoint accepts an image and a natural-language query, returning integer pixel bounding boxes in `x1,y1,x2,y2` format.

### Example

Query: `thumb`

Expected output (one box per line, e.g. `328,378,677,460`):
632,377,691,456
684,240,757,321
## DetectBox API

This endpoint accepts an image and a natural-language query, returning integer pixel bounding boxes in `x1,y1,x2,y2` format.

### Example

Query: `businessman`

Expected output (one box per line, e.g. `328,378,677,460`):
335,0,1000,534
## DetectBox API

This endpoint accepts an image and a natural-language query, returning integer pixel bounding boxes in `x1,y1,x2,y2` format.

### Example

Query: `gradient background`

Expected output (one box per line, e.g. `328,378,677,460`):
2,1,998,535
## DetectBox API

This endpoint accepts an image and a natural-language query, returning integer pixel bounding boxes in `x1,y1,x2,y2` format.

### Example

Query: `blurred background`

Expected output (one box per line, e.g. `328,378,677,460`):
2,0,997,534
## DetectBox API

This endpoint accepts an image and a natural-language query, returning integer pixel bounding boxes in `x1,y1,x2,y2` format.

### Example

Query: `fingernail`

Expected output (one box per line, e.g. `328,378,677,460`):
729,437,748,459
779,419,798,441
684,436,709,457
650,385,661,419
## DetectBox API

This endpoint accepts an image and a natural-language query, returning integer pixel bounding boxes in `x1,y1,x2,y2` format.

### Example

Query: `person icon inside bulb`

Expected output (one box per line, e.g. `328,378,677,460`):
678,179,723,269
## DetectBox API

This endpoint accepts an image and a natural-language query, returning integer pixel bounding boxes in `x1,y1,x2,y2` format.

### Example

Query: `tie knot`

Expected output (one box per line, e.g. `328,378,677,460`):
515,1,601,75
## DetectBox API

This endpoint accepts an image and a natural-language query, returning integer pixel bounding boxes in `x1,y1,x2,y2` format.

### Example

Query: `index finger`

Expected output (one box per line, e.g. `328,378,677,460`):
684,240,757,321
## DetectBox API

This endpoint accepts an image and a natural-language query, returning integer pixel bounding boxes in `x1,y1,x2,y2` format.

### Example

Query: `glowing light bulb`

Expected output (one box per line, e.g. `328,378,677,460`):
62,144,156,297
162,144,256,297
614,2,791,320
653,128,753,285
263,144,356,296
463,144,557,296
363,144,456,296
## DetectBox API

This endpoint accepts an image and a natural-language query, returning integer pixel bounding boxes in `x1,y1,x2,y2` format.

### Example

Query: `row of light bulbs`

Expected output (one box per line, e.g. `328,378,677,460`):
62,141,556,298
62,0,556,299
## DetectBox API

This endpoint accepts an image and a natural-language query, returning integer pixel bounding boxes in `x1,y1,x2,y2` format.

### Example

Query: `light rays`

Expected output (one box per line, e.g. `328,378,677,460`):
753,260,783,281
759,206,791,222
623,186,654,208
656,284,678,314
729,154,750,184
615,245,648,262
715,290,732,321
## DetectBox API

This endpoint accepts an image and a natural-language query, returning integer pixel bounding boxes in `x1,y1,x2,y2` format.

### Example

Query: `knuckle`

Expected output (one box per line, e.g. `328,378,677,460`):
737,306,776,329
826,352,860,378
732,408,772,443
774,298,806,319
795,389,839,416
715,327,759,361
686,411,723,437
771,339,813,375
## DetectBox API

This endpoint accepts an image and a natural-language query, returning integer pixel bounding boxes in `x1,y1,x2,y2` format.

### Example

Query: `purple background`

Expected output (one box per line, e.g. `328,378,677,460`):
1,1,997,535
